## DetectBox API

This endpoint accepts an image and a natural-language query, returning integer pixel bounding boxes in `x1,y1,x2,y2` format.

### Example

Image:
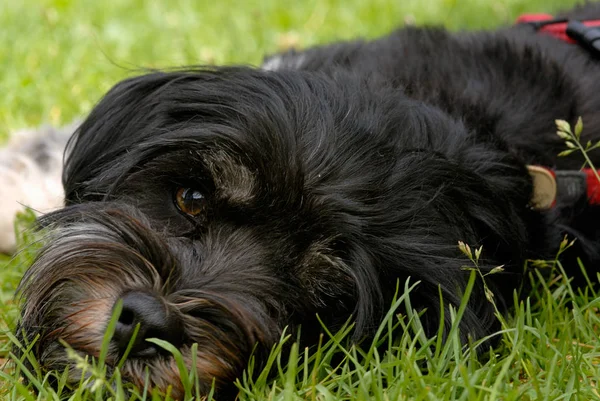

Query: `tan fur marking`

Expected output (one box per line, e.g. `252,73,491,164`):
204,150,256,204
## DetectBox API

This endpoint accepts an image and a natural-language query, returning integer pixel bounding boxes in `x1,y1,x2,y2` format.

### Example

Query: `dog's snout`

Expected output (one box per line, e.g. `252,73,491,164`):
113,291,182,358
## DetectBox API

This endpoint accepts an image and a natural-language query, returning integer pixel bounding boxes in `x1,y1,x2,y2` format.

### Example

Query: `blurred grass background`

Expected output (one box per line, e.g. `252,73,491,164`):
0,0,583,135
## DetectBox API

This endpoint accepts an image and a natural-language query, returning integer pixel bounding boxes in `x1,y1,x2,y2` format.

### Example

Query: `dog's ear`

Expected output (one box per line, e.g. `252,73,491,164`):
62,74,153,203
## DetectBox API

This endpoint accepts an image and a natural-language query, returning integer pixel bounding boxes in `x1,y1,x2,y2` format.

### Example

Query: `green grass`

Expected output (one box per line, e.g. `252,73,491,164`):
1,0,598,400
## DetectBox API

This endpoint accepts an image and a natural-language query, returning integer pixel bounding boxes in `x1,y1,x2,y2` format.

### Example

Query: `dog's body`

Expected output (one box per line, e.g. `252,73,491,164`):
14,2,600,397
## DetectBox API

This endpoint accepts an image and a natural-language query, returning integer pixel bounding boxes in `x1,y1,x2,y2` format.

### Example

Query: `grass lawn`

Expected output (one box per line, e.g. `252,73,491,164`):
1,0,598,400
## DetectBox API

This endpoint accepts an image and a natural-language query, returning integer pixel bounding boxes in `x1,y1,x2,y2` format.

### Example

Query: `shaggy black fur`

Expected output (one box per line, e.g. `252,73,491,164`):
16,2,600,397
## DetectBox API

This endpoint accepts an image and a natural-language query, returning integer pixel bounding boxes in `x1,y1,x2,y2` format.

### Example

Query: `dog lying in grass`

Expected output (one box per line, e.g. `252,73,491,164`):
10,2,600,398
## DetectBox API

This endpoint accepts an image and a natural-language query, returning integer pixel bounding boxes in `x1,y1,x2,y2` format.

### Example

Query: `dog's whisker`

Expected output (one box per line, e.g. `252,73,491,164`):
15,202,45,215
61,304,99,321
44,327,66,340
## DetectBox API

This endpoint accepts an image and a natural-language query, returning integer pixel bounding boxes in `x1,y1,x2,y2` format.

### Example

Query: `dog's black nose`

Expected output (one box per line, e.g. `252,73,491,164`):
113,291,182,358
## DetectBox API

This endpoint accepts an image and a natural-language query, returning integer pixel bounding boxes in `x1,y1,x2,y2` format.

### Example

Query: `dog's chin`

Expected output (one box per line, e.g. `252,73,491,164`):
16,206,278,397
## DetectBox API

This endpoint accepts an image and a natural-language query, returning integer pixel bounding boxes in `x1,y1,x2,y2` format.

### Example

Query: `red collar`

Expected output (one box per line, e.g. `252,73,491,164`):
528,166,600,210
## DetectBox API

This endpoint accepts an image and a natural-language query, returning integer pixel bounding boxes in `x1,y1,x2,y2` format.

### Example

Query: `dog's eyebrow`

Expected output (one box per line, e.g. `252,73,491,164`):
203,150,257,204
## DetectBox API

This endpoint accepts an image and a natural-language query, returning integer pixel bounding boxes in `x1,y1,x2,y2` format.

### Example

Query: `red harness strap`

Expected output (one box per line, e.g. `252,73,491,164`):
517,14,600,55
517,14,600,43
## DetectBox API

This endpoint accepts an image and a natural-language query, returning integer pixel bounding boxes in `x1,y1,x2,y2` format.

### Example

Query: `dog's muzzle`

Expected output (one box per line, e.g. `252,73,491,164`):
15,204,274,397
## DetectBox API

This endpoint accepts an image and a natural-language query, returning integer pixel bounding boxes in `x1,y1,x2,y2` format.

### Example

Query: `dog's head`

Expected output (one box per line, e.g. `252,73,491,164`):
16,67,538,396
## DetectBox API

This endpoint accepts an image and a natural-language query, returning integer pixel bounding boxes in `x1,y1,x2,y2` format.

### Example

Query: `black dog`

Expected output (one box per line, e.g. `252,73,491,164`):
16,2,600,397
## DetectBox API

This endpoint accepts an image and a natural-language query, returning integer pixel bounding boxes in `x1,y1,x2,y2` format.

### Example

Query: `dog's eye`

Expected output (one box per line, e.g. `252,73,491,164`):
175,187,207,217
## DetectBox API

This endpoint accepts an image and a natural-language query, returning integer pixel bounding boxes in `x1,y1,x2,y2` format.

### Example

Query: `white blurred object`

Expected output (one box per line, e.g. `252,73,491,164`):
0,123,75,253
